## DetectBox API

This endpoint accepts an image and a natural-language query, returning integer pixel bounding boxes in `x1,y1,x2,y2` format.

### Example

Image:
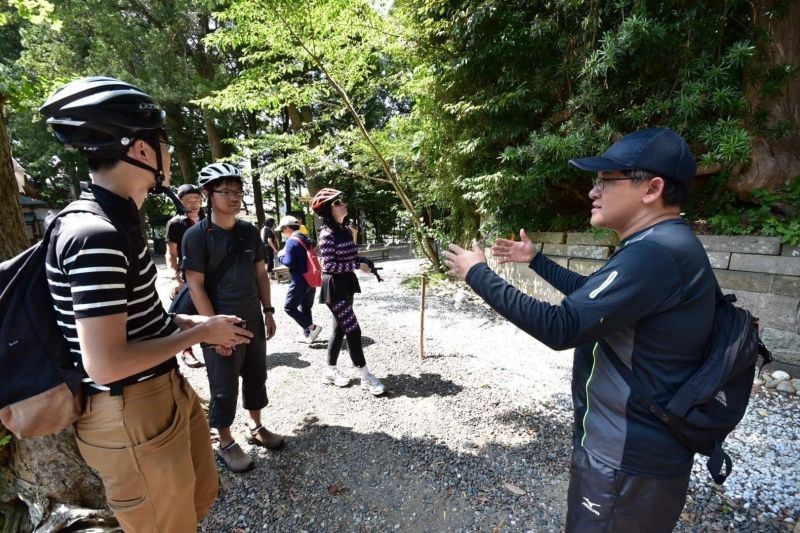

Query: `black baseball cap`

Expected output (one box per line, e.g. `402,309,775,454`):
177,184,201,198
569,127,697,184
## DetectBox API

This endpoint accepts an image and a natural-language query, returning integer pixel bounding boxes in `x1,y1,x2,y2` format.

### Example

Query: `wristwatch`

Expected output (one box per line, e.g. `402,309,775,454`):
263,306,275,314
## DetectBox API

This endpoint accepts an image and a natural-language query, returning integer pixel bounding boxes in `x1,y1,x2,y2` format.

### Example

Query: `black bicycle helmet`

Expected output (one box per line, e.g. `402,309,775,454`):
198,162,242,189
40,76,165,153
40,76,169,187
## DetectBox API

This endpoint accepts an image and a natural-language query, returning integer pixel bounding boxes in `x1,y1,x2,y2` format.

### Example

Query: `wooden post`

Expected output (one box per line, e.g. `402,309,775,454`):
420,273,427,360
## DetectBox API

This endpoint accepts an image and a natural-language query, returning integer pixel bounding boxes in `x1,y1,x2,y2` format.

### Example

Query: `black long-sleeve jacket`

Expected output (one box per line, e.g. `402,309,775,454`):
466,219,716,477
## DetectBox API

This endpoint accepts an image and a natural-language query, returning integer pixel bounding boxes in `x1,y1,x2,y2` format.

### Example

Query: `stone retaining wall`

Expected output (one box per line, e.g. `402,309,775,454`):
487,232,800,367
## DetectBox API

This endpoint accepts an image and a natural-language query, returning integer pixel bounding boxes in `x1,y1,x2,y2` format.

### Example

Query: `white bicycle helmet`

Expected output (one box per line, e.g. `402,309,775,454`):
197,162,242,189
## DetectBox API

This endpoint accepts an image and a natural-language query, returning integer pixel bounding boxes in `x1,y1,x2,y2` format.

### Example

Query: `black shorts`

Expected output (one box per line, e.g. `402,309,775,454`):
566,443,691,533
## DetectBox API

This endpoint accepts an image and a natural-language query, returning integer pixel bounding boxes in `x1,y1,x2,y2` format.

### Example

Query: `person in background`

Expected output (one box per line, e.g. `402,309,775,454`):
277,215,323,343
183,162,284,473
444,128,714,532
260,217,279,280
166,183,205,368
311,188,385,396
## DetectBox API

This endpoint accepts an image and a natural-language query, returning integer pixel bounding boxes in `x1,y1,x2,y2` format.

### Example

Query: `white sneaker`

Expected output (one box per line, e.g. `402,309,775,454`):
306,324,323,343
360,373,385,396
322,367,350,387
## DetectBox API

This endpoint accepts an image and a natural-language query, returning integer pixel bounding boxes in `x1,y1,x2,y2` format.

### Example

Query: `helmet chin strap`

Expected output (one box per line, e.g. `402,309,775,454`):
119,143,187,215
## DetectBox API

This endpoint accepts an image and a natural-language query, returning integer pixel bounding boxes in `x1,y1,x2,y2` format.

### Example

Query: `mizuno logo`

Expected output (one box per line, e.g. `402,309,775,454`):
715,390,728,407
589,271,618,299
8,340,19,347
582,497,601,516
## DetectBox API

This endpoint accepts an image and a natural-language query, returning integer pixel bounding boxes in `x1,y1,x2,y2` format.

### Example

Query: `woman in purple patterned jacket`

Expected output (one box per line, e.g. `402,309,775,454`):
311,188,385,396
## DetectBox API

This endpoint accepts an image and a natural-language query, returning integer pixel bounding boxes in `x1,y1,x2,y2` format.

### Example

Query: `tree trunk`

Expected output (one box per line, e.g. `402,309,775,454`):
0,99,30,261
203,110,225,161
245,112,265,226
272,177,280,219
164,103,195,184
283,175,292,214
737,0,800,196
1,429,110,531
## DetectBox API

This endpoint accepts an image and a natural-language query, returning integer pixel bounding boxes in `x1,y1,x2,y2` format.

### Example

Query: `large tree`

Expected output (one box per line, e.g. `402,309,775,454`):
204,0,441,266
0,12,31,261
390,0,797,238
737,0,800,195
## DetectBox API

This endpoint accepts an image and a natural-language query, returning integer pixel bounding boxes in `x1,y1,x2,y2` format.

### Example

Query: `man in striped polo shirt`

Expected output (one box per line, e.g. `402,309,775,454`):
40,77,253,532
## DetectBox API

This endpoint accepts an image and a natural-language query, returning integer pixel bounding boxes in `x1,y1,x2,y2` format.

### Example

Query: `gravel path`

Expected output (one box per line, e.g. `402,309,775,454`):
155,258,799,532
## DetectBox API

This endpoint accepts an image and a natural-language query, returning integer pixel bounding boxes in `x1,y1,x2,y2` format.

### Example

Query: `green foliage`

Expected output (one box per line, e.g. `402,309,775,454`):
390,0,765,238
4,0,797,250
708,178,800,245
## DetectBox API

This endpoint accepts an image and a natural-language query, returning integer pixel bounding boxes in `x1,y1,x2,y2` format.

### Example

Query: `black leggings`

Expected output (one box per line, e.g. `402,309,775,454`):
326,295,366,367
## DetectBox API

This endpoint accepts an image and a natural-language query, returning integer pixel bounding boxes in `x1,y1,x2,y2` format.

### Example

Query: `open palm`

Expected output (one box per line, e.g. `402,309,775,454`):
491,229,537,264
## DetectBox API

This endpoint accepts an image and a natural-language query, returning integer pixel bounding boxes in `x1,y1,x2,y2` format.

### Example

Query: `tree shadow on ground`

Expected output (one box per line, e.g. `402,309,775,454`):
267,351,309,371
380,372,463,399
307,336,374,350
205,414,570,533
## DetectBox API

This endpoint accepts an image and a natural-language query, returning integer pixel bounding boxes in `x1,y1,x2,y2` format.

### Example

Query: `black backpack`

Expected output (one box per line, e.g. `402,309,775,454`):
0,200,133,438
607,285,772,484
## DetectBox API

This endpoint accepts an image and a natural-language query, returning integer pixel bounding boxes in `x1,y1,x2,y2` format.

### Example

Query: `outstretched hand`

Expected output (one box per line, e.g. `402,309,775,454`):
491,229,537,265
443,240,487,281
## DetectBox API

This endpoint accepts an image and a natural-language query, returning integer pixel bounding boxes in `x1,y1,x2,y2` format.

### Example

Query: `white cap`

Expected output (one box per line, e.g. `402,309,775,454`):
278,215,301,230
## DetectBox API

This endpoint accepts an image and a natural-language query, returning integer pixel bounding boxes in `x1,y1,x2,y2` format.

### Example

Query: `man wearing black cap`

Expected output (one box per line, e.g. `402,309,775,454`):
444,128,716,532
166,183,206,367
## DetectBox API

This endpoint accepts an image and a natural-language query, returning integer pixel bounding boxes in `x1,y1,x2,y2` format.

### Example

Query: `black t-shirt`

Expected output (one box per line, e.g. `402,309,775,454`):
260,226,277,256
182,219,265,318
165,214,200,259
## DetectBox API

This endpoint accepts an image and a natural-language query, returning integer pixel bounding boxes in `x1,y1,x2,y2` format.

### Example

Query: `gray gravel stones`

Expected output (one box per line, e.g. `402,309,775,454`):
153,257,799,532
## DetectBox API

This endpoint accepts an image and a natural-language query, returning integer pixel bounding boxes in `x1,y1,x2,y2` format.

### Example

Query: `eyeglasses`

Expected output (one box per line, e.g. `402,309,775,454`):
212,190,245,199
591,176,636,191
332,198,345,207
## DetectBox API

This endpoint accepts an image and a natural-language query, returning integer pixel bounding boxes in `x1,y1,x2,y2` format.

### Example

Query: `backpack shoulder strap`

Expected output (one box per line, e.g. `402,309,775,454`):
290,234,310,250
50,199,137,287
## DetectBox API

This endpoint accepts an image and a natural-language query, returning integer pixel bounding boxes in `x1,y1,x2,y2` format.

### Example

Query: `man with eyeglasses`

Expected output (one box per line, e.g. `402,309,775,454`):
444,128,716,532
182,162,284,474
166,184,206,368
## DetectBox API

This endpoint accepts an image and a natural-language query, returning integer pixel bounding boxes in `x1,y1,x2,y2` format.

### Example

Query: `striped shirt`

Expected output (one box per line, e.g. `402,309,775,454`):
45,185,177,392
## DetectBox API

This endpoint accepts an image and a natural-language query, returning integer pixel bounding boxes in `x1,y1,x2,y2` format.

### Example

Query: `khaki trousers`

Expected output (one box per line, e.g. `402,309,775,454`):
75,370,218,532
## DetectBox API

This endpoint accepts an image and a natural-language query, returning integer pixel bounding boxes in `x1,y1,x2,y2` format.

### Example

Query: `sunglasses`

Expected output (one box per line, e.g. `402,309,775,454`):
331,198,346,207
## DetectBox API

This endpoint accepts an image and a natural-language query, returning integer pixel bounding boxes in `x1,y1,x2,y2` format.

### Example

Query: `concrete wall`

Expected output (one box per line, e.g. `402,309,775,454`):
487,232,800,366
